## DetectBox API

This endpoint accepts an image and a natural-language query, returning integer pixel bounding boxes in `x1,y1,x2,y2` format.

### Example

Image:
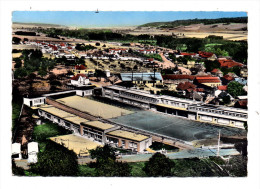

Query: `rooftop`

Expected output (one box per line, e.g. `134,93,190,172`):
50,134,102,155
81,121,115,130
56,96,133,119
107,130,149,142
120,72,163,82
39,105,75,118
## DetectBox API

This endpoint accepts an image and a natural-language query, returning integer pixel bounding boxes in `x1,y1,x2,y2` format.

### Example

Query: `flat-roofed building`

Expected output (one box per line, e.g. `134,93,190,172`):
38,105,89,133
102,85,247,129
106,130,152,152
80,121,119,143
24,96,46,107
120,72,163,85
187,104,247,129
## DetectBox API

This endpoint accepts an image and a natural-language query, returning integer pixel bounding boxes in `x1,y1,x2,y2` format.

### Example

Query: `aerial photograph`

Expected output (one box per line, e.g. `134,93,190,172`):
11,11,248,177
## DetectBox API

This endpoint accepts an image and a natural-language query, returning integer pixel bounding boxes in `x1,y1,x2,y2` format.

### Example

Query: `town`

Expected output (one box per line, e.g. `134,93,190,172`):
11,15,248,177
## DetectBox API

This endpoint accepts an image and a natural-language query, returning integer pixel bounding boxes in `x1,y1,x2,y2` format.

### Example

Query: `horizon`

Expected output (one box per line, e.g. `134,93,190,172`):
12,11,247,28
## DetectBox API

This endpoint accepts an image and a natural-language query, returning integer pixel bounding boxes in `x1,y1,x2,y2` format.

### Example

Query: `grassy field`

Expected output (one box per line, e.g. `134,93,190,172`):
32,121,72,152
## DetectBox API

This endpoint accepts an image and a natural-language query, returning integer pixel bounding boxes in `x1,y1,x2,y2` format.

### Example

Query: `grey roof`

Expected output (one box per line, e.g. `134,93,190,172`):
120,72,163,82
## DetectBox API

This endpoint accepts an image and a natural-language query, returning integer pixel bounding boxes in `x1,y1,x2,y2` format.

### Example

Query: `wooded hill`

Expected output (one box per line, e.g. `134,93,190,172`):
139,17,248,28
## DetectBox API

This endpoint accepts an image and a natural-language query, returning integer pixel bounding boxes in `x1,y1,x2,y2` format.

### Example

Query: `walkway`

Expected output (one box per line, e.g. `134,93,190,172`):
119,148,240,162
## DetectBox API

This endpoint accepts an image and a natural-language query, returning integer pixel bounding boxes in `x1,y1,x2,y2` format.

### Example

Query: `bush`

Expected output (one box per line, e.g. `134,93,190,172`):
143,152,174,177
29,140,79,176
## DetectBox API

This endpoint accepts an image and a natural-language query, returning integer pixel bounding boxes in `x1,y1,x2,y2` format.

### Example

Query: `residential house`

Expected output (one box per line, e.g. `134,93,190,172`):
194,76,222,88
211,69,223,77
218,58,243,68
72,65,95,76
198,51,217,60
70,74,90,86
234,100,247,109
221,74,235,85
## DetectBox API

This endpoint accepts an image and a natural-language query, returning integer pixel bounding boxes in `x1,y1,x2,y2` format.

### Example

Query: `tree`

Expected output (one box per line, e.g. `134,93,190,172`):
14,58,22,68
95,42,100,46
14,67,27,79
29,141,79,176
38,69,47,78
227,81,246,97
143,152,174,177
12,37,21,44
222,95,231,105
12,159,25,176
89,145,131,177
204,60,221,72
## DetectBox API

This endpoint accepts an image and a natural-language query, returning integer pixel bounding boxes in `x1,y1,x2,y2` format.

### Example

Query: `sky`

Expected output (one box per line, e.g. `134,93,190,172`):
12,11,247,28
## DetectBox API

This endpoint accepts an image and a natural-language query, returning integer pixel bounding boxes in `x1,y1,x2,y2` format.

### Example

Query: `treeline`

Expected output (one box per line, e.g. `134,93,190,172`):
139,17,248,28
155,35,248,64
36,28,154,41
14,31,37,36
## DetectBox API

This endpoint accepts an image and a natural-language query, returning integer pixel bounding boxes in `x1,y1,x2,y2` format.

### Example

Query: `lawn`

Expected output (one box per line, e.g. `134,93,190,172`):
77,165,97,176
129,162,147,177
32,121,72,152
12,101,22,135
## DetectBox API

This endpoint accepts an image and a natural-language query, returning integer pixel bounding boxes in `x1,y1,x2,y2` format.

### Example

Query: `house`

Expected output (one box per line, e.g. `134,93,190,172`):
218,58,243,68
214,86,228,97
234,100,247,109
221,74,235,85
198,51,217,60
235,78,247,86
28,142,39,163
72,65,95,76
211,69,223,77
70,74,90,86
194,76,221,88
120,72,163,85
162,75,195,85
24,96,46,107
240,67,248,78
74,85,96,97
12,143,22,160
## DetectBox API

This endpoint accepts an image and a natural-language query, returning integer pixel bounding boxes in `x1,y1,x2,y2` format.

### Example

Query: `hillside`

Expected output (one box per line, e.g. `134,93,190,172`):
12,22,68,29
139,17,248,28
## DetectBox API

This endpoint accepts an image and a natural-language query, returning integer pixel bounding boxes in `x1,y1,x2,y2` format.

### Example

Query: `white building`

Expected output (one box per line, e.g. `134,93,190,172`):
70,74,90,86
28,142,39,163
23,96,46,107
12,143,22,160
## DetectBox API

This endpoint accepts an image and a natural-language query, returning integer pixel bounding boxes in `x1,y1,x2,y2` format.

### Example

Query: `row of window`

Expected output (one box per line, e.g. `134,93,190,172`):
191,107,247,118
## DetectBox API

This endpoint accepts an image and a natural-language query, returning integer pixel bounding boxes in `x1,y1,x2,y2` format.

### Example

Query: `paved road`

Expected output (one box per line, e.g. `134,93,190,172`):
119,148,240,162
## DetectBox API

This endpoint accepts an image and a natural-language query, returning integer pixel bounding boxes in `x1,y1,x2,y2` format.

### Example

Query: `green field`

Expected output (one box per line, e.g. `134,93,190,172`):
32,121,72,152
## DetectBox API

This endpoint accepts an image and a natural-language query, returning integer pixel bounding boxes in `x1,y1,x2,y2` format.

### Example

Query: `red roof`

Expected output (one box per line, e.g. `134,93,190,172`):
177,82,196,91
163,74,195,80
71,74,88,81
60,43,65,46
67,46,72,49
48,44,58,51
196,76,221,83
237,100,247,107
180,52,196,56
211,68,220,73
147,58,154,61
217,85,227,91
194,88,205,92
223,75,234,81
198,51,214,58
218,59,243,68
75,65,87,70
